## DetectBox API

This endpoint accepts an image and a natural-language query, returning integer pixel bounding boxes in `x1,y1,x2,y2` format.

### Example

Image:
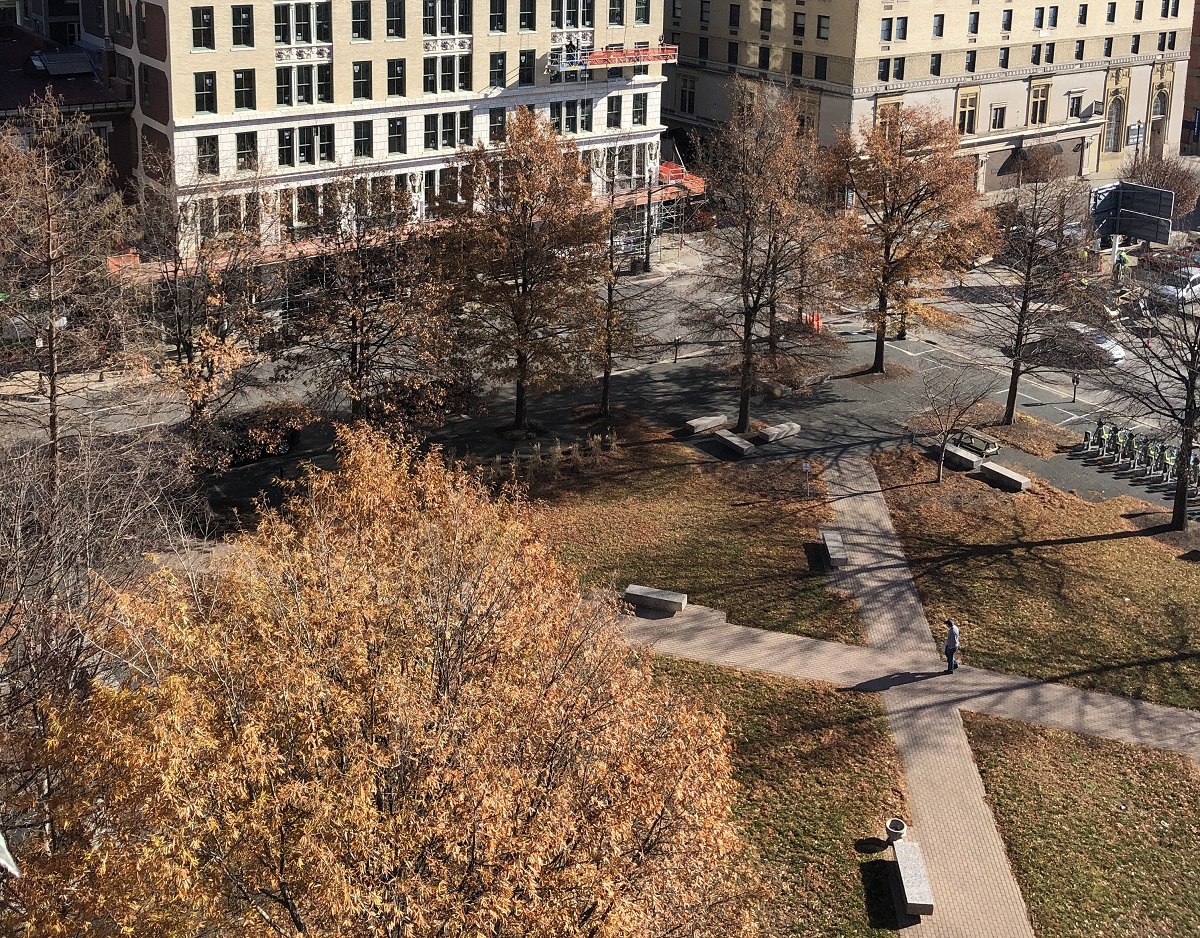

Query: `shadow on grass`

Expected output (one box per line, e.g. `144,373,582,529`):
858,858,912,931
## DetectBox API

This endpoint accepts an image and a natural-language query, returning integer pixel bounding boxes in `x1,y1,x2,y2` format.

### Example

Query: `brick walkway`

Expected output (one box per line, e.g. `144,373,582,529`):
624,455,1200,937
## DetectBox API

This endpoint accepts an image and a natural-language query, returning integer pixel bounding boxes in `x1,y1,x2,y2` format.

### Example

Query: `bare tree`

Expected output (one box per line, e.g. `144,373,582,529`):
967,151,1104,424
1107,276,1200,530
285,174,460,426
913,364,1001,482
1121,152,1200,223
0,93,135,490
829,106,994,375
447,108,610,433
692,80,840,433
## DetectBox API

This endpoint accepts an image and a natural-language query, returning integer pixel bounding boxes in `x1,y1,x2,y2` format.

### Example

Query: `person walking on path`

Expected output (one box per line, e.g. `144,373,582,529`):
944,619,960,673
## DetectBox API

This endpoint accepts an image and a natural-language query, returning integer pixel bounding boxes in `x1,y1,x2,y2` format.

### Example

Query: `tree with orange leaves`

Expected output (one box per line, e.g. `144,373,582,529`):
2,428,758,937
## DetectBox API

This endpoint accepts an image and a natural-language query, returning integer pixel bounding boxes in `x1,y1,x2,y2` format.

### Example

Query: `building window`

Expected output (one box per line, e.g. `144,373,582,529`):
1131,34,1140,52
424,114,439,149
1160,0,1168,13
488,107,506,141
1075,38,1085,58
895,15,907,39
490,0,506,29
1135,0,1143,18
1068,93,1082,116
440,0,454,35
424,0,436,33
892,56,905,79
353,61,373,98
727,41,738,64
1168,30,1177,49
991,105,1006,130
318,124,334,161
520,0,535,28
231,4,254,46
317,63,333,101
1045,41,1055,62
235,131,258,171
192,6,215,48
1029,84,1049,124
315,1,331,39
489,51,506,86
387,0,404,35
388,116,407,152
1049,3,1059,24
698,36,709,59
441,55,455,90
759,7,770,31
1157,30,1166,49
967,10,978,33
459,0,471,34
294,3,311,40
424,56,437,92
965,49,976,71
678,75,696,113
354,120,373,156
607,95,621,127
758,45,770,69
195,71,217,112
1104,96,1124,150
384,59,406,95
352,0,371,38
814,55,827,79
1034,5,1044,26
880,16,892,40
1031,44,1041,64
278,128,295,165
197,135,219,175
274,3,290,42
299,126,316,163
608,0,622,25
933,12,944,35
632,91,647,125
1106,1,1116,20
233,68,256,109
296,65,313,103
929,52,941,75
956,92,977,134
635,0,649,24
790,51,803,75
442,112,456,147
699,0,709,23
793,11,804,36
729,3,740,27
816,14,829,38
1001,8,1012,29
998,46,1009,68
878,58,889,81
518,48,534,84
276,66,292,105
459,54,472,90
1078,3,1088,23
1104,35,1113,55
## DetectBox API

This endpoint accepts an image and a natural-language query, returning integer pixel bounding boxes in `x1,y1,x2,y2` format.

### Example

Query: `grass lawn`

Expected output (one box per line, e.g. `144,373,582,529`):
532,416,863,643
655,658,908,937
963,712,1200,938
873,447,1200,710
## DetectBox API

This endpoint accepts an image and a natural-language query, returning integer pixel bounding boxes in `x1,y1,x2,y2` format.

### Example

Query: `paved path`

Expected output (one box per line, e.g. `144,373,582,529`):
625,455,1200,937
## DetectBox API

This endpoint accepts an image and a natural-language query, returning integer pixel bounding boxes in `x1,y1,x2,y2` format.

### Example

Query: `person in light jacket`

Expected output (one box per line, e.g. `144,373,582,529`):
943,619,960,673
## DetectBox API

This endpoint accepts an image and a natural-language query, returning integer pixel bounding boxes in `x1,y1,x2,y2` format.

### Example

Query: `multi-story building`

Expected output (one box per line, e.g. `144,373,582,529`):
665,0,1191,191
91,0,671,243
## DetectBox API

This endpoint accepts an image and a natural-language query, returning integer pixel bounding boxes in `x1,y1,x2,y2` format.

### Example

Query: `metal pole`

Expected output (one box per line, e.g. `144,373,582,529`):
643,167,653,274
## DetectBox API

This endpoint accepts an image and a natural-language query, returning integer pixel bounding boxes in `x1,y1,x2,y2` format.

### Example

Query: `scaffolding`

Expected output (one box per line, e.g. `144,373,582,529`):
548,43,679,73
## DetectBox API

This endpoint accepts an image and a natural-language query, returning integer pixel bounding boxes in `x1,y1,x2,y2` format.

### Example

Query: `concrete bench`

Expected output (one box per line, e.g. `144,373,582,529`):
943,442,985,471
893,840,935,917
759,379,793,399
623,585,687,613
685,414,730,435
758,421,801,444
979,461,1031,492
714,429,755,458
819,527,850,567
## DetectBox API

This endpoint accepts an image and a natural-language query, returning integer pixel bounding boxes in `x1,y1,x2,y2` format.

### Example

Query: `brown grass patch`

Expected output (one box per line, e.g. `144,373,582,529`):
873,447,1200,709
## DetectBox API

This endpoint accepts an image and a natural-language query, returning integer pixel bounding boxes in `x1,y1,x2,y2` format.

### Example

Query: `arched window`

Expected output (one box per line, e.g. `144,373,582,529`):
1105,96,1125,152
1152,90,1168,118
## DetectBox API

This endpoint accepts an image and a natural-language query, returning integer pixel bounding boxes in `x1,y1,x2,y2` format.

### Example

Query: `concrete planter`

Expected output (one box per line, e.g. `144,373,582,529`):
886,817,908,842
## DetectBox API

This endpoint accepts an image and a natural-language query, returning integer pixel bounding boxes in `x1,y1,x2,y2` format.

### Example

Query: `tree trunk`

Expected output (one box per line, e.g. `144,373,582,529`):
736,305,754,433
871,292,888,374
512,348,529,431
1002,358,1022,426
1171,425,1194,531
937,440,947,483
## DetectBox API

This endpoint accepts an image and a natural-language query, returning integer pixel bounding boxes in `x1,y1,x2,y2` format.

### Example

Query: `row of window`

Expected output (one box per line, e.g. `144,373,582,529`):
888,0,1179,42
875,31,1178,84
191,0,647,50
193,94,650,174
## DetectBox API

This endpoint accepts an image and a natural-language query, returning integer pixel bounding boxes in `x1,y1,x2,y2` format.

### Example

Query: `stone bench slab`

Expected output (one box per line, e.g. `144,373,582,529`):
819,527,850,567
980,461,1032,492
623,585,688,613
685,415,730,435
714,429,755,458
758,421,801,444
759,379,793,399
944,442,985,471
893,840,935,917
